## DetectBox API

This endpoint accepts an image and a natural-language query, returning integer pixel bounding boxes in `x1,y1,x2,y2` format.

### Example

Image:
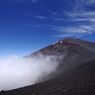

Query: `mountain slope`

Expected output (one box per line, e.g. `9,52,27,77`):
1,60,95,95
1,38,95,95
27,38,95,76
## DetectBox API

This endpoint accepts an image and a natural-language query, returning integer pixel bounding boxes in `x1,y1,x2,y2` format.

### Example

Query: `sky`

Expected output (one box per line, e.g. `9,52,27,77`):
0,0,95,57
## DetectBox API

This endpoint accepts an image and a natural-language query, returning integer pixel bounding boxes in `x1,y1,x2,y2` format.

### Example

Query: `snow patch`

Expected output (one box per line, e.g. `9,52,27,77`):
52,41,59,45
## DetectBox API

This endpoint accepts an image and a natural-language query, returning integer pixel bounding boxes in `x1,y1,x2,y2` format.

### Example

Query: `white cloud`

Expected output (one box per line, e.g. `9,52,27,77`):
68,12,95,18
66,11,95,22
80,25,94,30
73,0,95,11
0,54,59,91
71,18,95,22
55,34,73,37
53,24,95,38
55,0,95,38
33,15,46,19
54,26,87,33
74,0,85,11
86,0,95,4
67,0,95,19
29,14,47,20
26,23,54,28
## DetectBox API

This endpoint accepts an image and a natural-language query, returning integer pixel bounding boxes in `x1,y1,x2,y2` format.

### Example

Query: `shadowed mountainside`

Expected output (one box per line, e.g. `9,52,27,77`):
0,38,95,95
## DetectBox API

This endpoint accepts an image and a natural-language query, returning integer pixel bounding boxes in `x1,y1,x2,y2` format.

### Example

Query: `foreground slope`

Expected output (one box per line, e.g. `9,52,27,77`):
1,60,95,95
1,38,95,95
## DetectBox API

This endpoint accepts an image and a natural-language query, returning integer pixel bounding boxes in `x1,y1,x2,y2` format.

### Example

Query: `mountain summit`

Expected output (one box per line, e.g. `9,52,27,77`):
27,38,95,71
27,38,95,56
1,38,95,95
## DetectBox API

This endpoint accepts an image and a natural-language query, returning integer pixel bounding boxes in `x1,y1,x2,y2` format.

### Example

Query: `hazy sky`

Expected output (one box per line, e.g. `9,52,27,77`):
0,0,95,57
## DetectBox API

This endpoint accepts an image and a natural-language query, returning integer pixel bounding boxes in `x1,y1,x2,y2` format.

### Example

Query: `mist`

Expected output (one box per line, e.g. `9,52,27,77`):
0,54,59,91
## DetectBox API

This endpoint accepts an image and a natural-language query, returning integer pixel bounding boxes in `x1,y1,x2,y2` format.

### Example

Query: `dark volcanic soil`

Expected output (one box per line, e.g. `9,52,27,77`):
0,60,95,95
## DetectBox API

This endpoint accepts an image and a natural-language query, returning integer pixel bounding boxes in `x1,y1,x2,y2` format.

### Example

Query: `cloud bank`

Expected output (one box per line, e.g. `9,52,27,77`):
0,54,59,91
